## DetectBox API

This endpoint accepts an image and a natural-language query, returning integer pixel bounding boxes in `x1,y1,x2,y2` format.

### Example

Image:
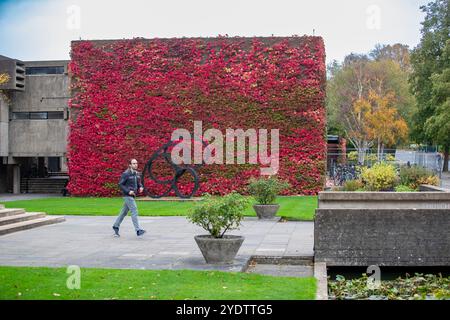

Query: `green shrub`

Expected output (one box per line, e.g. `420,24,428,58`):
347,151,380,163
187,192,250,238
248,176,290,205
348,151,358,162
399,166,439,190
329,273,450,300
343,180,363,191
395,185,416,192
361,162,397,191
385,154,396,162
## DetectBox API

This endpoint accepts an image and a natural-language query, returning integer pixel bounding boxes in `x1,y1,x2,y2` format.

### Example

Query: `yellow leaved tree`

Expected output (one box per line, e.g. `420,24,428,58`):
365,90,409,161
0,73,10,85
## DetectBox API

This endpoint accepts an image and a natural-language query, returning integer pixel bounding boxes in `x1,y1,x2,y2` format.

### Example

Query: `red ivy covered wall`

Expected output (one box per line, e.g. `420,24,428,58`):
68,36,326,196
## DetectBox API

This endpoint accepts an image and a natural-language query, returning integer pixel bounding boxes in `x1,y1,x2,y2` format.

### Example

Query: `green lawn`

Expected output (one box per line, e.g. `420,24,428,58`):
0,266,316,300
1,196,317,221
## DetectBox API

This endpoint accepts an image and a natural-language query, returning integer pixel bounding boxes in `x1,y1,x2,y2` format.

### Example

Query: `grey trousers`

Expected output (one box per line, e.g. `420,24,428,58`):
113,196,141,231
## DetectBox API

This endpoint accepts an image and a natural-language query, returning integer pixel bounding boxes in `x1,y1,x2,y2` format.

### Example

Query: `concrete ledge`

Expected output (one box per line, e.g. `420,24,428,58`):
318,191,450,209
314,262,328,300
419,184,448,192
314,208,450,266
249,255,313,265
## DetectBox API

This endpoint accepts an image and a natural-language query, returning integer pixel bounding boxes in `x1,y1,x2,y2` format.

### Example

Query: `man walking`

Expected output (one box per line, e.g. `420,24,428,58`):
112,159,146,237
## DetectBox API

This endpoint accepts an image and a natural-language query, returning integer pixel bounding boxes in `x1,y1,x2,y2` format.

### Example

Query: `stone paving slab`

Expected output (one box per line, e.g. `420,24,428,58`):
0,216,314,272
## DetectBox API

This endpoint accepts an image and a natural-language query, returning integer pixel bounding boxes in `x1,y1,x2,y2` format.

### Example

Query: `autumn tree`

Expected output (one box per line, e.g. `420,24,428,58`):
0,73,10,102
365,91,409,160
327,52,415,163
0,73,9,85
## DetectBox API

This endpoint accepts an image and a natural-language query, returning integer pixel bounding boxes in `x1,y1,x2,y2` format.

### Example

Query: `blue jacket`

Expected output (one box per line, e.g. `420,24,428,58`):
118,169,143,197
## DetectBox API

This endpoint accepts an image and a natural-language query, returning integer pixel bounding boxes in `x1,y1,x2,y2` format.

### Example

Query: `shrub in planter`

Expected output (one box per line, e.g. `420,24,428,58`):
343,179,364,191
417,175,440,187
399,166,439,190
385,154,396,162
248,176,290,219
187,192,250,264
361,162,397,191
395,185,416,192
329,273,450,300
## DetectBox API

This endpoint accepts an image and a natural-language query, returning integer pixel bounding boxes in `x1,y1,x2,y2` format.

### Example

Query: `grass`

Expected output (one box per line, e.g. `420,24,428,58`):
1,196,317,221
0,266,317,300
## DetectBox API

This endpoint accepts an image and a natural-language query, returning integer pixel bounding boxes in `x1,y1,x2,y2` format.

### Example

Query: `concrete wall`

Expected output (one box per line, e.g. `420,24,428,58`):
8,61,69,157
9,120,67,156
318,191,450,209
315,191,450,266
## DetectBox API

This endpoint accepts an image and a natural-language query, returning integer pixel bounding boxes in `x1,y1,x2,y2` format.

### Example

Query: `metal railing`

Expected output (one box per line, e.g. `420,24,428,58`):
326,149,446,186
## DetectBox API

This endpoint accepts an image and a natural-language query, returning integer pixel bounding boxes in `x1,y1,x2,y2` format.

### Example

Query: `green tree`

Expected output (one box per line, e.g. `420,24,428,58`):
424,40,450,171
410,0,450,171
370,43,412,72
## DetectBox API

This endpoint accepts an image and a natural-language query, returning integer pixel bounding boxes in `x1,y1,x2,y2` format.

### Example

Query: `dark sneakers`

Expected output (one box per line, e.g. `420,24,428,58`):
136,229,146,236
113,226,146,237
112,226,120,237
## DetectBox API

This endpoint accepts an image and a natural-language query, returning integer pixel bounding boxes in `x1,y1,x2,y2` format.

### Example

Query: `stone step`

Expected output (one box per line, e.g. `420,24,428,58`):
21,184,66,187
0,208,26,218
0,216,65,236
0,204,4,210
0,212,47,226
21,182,67,185
21,189,61,194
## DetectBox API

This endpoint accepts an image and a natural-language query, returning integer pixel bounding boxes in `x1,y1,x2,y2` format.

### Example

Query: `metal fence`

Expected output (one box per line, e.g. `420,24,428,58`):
326,149,446,186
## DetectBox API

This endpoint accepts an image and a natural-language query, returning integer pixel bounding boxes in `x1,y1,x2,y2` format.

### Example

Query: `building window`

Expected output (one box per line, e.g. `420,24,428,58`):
12,112,30,119
25,66,65,75
29,112,48,119
47,111,64,119
12,111,65,120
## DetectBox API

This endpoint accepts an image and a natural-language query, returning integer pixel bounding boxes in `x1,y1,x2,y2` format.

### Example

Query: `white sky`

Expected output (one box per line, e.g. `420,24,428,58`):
0,0,429,64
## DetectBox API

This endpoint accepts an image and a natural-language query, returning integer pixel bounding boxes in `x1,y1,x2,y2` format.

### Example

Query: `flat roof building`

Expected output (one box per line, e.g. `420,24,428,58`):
0,54,70,193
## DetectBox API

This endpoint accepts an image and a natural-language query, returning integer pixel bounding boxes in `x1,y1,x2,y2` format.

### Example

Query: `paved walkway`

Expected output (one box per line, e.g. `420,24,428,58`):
0,216,314,272
0,193,62,202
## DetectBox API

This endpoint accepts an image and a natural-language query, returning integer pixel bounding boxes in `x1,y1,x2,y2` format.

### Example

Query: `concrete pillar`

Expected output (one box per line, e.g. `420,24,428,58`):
38,157,45,177
0,162,7,193
61,156,68,172
0,95,9,157
13,165,20,194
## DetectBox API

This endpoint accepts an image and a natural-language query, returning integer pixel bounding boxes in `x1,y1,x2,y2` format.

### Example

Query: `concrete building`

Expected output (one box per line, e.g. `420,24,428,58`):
0,54,70,194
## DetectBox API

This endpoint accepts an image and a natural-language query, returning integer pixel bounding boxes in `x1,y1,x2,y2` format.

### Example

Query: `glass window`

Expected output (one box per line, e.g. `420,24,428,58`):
47,111,64,119
25,66,65,75
29,112,48,119
12,112,30,119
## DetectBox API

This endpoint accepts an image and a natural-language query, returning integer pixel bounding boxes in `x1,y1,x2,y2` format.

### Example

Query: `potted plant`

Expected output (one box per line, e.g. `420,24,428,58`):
187,192,250,264
248,176,290,219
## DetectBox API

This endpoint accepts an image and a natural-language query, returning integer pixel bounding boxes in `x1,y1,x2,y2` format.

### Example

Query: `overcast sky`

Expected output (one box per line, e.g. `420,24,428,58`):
0,0,429,64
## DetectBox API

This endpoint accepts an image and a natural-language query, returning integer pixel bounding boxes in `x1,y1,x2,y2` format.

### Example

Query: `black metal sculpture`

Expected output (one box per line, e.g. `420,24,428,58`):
142,138,207,199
